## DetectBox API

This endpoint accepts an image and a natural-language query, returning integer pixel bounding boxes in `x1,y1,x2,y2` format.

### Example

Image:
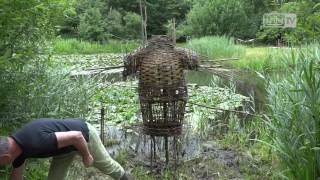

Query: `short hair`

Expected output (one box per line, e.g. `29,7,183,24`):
0,136,9,156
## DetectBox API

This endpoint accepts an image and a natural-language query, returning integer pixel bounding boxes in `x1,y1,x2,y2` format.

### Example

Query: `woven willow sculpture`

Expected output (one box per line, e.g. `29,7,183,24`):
123,35,198,136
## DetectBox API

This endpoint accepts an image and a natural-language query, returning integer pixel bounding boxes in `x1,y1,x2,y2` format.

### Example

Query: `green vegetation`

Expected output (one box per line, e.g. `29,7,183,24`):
267,45,320,179
231,47,295,71
1,0,320,179
59,0,189,40
52,38,140,54
181,0,265,39
257,1,320,45
185,36,245,59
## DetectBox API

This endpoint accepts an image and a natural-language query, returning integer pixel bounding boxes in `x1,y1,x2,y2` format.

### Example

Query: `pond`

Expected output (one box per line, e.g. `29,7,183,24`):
59,53,267,113
187,69,267,112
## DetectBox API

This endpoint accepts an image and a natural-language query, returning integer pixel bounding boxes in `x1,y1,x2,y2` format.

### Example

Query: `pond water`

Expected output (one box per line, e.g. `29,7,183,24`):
187,69,267,112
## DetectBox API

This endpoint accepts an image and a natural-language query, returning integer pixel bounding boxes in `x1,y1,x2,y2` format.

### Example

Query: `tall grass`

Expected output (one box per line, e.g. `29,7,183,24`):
267,44,320,179
231,47,298,72
52,38,140,54
184,36,246,59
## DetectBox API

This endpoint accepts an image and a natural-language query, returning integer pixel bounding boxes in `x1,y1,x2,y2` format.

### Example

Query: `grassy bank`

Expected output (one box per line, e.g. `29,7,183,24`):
52,38,140,54
185,36,246,59
230,47,294,72
184,36,304,72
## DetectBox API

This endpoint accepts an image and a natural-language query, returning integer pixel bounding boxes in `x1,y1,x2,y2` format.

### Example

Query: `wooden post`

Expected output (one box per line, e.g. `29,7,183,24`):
172,18,176,45
139,0,145,45
150,135,153,168
144,0,147,42
100,107,105,145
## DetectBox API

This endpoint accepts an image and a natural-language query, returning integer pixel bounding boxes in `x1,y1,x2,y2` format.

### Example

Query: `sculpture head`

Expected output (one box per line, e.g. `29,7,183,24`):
147,35,174,49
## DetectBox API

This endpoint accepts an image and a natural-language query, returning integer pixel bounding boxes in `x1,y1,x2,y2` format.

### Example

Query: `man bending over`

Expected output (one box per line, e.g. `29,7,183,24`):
0,118,130,180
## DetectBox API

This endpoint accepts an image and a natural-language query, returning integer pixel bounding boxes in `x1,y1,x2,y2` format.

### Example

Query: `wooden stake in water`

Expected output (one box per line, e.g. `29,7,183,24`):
100,107,105,145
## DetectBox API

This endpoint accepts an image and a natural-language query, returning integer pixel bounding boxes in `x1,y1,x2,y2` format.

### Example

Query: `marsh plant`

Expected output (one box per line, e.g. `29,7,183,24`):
52,38,140,54
185,36,246,59
267,44,320,179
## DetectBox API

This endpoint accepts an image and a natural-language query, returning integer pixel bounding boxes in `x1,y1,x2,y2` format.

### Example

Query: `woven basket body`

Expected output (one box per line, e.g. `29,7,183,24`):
124,36,198,136
139,47,187,136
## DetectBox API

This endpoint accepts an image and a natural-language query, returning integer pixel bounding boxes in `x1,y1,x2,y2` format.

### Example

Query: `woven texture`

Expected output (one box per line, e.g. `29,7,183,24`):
124,35,199,136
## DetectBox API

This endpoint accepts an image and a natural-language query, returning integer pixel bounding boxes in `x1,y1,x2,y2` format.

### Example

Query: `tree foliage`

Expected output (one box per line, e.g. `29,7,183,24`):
184,0,248,38
0,0,67,68
180,0,272,39
57,0,189,41
257,0,320,44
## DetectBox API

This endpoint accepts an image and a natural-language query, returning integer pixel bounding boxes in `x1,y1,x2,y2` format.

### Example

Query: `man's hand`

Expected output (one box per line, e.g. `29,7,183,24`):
10,163,24,180
83,154,94,167
55,131,94,167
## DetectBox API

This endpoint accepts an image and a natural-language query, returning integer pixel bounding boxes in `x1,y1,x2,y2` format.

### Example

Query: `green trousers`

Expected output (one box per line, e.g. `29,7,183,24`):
47,123,125,180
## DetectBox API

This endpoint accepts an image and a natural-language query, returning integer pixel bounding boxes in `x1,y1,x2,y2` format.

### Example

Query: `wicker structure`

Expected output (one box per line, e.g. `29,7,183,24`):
123,35,198,136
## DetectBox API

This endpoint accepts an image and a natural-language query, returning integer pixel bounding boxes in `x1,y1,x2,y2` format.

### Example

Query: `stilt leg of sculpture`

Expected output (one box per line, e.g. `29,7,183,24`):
165,136,169,167
150,135,154,169
153,136,156,161
173,136,177,170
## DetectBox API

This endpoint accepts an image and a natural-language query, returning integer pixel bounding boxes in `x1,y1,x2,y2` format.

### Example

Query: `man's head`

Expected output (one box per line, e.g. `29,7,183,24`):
0,136,12,165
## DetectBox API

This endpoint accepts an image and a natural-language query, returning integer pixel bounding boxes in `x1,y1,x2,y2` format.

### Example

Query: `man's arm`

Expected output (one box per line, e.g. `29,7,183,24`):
10,163,24,180
54,131,93,167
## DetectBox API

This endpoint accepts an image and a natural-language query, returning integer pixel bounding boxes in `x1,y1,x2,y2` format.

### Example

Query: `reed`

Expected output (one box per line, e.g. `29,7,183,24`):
52,38,140,54
267,44,320,179
184,36,246,59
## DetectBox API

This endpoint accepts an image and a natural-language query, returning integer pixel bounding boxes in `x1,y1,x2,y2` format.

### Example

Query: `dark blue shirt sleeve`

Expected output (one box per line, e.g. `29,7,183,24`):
12,154,25,168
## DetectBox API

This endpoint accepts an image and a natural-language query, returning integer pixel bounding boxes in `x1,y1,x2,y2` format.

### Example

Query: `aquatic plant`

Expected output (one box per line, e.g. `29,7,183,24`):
267,44,320,179
52,38,140,54
184,36,245,59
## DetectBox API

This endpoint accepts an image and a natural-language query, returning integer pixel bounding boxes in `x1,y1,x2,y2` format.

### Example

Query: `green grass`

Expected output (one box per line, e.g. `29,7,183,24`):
52,38,140,54
184,36,246,59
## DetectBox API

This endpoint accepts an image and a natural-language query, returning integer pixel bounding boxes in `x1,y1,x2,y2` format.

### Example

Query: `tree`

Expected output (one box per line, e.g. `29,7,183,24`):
257,0,320,45
183,0,249,38
145,0,190,35
0,0,67,68
104,0,190,36
123,12,142,39
79,7,107,42
104,9,124,39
